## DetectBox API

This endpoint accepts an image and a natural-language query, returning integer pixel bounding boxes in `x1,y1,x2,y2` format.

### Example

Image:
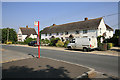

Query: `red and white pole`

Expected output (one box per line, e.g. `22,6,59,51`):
38,21,40,58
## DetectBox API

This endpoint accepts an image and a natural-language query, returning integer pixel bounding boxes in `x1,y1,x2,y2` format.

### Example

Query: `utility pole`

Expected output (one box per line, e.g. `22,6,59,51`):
7,28,9,42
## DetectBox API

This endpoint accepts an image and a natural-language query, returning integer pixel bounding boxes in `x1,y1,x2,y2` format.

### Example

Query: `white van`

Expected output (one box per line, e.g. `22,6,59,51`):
67,38,97,51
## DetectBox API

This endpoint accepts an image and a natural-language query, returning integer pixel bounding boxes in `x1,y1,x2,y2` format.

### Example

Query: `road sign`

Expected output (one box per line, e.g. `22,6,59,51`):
34,21,38,27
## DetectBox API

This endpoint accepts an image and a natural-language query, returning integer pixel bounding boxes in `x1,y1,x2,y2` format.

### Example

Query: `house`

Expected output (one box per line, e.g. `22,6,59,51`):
41,17,113,41
17,25,37,42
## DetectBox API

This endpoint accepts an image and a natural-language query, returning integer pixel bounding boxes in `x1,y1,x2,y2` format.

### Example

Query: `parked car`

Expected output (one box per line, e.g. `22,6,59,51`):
67,37,97,52
6,41,12,44
28,41,38,46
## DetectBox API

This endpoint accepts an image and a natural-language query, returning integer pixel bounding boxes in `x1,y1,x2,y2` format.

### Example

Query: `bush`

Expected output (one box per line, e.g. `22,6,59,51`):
41,39,50,44
49,38,60,46
64,40,70,48
56,40,64,47
17,41,26,45
24,38,36,44
44,39,50,44
107,43,113,50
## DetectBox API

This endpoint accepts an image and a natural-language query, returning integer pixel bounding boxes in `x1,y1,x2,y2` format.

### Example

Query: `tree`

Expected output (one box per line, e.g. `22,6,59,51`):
39,30,43,39
2,28,17,43
24,38,36,44
103,29,120,46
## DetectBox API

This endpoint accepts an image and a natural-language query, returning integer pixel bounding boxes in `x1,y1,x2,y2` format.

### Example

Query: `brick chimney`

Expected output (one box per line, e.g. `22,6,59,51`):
53,24,56,26
84,17,88,21
26,25,28,28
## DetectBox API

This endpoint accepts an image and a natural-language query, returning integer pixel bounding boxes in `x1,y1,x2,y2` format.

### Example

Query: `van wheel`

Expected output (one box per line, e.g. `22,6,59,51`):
83,47,88,52
68,46,72,50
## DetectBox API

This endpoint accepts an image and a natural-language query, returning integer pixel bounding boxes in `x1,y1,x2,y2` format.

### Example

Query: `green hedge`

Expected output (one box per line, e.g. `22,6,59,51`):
98,43,107,51
24,38,36,44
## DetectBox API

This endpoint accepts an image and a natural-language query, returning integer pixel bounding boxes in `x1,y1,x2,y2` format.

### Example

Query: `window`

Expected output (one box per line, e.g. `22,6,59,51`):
65,31,68,35
19,39,21,40
83,30,87,34
75,31,79,34
61,37,64,41
56,32,59,35
61,32,64,35
100,28,101,33
18,34,22,37
49,33,52,36
83,36,88,38
45,33,47,36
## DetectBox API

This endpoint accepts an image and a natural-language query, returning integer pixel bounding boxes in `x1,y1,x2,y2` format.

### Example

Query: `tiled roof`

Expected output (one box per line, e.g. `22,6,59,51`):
20,27,37,35
41,17,103,34
105,24,114,31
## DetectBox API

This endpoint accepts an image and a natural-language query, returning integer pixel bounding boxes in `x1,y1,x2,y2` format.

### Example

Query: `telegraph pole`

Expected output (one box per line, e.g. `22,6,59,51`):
7,28,9,42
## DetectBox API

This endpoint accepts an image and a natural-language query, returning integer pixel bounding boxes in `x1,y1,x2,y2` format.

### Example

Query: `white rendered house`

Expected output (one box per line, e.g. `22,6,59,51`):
17,25,37,42
41,17,113,41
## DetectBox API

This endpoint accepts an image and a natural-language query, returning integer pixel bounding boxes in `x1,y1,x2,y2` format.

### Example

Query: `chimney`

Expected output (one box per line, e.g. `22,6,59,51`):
26,25,28,28
84,17,88,21
53,24,56,26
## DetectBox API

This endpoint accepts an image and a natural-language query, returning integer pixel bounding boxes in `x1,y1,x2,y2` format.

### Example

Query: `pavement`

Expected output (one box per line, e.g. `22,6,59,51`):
1,47,93,79
1,44,120,79
1,48,33,63
2,57,90,78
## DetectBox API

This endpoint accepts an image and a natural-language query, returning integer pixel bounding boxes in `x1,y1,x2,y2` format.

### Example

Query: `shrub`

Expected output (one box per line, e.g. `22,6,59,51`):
49,38,60,46
17,41,26,45
64,40,70,48
44,39,50,44
56,40,64,47
107,43,113,50
24,38,36,44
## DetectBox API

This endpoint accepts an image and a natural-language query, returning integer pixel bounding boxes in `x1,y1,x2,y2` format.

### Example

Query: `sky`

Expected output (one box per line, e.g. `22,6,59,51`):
2,2,118,32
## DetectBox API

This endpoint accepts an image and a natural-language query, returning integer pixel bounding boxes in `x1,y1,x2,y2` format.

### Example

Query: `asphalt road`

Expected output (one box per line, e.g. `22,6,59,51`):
2,45,119,77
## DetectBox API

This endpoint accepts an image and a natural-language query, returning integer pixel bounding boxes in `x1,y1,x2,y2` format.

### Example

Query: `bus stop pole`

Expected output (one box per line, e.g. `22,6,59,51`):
38,21,40,58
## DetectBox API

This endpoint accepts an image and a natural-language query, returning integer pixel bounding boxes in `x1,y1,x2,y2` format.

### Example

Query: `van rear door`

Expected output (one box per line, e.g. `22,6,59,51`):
76,38,90,49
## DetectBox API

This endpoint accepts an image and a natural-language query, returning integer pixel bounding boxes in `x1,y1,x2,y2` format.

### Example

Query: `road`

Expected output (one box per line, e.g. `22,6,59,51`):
2,45,119,77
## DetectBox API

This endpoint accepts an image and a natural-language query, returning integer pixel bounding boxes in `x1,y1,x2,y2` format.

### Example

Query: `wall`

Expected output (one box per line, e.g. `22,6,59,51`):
97,18,113,38
17,29,22,41
29,34,37,39
97,18,106,36
41,29,97,40
106,30,113,38
41,18,113,40
22,35,27,42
